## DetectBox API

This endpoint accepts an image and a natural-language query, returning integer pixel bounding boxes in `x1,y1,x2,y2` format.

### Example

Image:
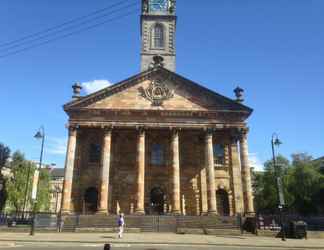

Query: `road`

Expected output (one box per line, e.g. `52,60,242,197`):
0,243,310,250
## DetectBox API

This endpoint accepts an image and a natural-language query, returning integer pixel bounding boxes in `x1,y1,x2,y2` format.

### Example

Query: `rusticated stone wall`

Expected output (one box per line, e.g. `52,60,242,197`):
69,128,242,216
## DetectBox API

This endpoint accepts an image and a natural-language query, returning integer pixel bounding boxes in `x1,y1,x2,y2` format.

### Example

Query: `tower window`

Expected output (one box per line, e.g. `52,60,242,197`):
213,144,225,166
152,24,164,49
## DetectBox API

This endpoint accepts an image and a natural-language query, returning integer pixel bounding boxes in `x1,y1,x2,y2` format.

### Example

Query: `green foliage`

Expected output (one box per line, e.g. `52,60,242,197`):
253,155,292,213
5,151,50,212
253,153,324,216
0,143,11,211
35,167,51,212
289,162,321,215
0,143,10,168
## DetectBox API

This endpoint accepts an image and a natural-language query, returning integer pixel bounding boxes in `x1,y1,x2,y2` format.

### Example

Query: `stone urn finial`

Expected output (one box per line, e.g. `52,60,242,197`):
234,86,244,103
72,82,82,100
151,55,165,68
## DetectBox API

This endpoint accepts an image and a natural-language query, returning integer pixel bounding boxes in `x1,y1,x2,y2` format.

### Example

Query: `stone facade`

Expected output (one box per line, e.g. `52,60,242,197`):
61,68,254,216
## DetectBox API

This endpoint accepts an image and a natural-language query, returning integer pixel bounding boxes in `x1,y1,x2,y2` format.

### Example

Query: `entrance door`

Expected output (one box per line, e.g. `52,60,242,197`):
84,187,98,214
216,189,230,216
150,187,164,215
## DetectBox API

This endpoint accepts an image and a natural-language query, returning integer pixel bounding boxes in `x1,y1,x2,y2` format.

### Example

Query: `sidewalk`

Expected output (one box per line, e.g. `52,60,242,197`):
0,232,324,249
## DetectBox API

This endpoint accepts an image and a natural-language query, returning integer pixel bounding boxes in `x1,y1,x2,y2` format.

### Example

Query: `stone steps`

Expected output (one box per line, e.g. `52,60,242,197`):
62,215,239,233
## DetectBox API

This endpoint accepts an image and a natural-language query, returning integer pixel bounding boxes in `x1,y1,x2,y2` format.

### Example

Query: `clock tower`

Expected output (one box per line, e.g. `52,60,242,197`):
141,0,176,72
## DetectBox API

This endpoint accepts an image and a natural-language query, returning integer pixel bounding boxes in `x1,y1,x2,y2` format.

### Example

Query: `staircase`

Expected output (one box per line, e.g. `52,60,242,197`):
62,215,239,233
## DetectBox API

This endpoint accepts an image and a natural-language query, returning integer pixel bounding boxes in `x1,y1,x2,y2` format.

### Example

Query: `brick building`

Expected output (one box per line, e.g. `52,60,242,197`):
61,0,254,216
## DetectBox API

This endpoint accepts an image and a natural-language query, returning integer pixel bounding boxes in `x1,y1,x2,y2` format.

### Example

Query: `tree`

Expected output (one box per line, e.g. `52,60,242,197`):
291,153,313,166
253,155,293,213
5,151,50,213
288,153,323,215
0,143,10,168
254,152,324,216
0,143,11,211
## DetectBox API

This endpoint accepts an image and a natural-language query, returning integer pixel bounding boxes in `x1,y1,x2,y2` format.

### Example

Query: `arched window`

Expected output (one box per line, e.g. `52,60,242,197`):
152,24,164,49
151,144,164,166
213,144,225,166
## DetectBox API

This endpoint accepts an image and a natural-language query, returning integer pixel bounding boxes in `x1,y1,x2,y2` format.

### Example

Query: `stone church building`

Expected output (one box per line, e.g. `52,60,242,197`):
61,0,254,217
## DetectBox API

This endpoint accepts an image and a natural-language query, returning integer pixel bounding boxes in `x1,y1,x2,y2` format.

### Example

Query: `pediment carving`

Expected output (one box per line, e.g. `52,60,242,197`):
138,78,174,106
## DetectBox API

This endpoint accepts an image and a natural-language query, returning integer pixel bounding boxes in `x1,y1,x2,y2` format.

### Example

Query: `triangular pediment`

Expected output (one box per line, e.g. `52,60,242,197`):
64,67,252,117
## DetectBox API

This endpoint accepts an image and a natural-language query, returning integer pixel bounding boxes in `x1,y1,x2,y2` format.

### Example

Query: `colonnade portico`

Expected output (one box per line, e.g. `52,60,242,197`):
61,125,254,216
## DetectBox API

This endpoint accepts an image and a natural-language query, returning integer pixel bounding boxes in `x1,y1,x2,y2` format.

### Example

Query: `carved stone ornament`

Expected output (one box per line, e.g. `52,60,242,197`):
139,79,174,106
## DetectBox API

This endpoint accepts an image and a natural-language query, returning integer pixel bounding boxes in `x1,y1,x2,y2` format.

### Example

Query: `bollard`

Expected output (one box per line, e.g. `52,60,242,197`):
104,243,111,250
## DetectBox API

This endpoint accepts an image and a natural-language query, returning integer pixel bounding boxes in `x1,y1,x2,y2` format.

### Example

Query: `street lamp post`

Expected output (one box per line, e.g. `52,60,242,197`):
30,126,45,236
22,162,32,219
271,133,286,241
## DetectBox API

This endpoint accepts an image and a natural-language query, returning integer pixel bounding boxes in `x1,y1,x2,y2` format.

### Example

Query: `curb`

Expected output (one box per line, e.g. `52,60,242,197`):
0,239,323,249
0,243,16,247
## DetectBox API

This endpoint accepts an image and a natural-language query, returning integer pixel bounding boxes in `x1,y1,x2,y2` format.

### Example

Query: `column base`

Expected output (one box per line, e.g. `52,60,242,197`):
245,211,256,217
172,210,181,216
96,210,109,215
60,210,71,216
207,210,218,216
134,210,145,215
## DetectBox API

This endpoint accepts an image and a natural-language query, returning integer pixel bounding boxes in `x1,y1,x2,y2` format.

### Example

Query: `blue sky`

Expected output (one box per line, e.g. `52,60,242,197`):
1,0,323,169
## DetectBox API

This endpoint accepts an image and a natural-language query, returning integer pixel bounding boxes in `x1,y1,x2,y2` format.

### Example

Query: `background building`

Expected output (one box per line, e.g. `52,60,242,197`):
49,168,64,213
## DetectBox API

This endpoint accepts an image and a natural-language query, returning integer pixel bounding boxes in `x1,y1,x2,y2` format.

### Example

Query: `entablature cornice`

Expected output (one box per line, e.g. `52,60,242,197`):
66,108,250,123
67,120,247,131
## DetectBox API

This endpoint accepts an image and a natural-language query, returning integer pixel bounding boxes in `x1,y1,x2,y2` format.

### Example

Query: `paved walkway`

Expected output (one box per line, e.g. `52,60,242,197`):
0,232,324,249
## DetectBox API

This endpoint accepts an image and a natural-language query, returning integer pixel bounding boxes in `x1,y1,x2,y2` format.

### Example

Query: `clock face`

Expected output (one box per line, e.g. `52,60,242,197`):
150,0,168,12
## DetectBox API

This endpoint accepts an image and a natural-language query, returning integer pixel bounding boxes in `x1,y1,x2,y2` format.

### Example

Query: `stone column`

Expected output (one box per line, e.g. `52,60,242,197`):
200,167,208,215
61,126,78,214
239,129,255,213
230,135,244,214
205,130,217,215
98,128,112,214
135,128,145,215
171,129,181,215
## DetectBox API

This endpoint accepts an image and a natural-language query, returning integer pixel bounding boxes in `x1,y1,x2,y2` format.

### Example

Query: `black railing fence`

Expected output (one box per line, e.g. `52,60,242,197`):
1,211,324,233
256,214,324,231
0,211,58,229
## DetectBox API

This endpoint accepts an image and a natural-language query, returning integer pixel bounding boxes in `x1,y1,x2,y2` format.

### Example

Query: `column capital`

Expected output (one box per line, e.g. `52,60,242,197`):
170,127,181,138
66,125,78,136
238,127,249,141
203,127,217,137
102,126,113,134
136,126,146,135
230,128,242,144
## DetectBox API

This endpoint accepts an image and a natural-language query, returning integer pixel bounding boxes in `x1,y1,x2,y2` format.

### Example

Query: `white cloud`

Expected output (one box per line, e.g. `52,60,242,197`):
249,153,264,171
81,79,112,94
47,137,67,156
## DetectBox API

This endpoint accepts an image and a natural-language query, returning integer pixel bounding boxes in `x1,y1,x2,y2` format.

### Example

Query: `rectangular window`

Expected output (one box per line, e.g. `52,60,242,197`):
151,144,164,166
89,143,101,163
213,144,225,166
153,25,164,49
